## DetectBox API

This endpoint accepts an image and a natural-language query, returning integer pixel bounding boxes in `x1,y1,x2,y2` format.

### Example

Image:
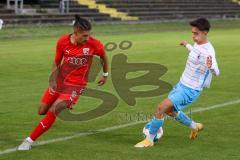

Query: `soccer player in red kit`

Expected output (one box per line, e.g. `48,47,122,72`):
18,15,109,150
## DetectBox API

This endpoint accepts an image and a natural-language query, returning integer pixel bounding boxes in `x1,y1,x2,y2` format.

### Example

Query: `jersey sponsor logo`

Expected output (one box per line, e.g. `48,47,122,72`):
83,48,90,55
68,57,88,66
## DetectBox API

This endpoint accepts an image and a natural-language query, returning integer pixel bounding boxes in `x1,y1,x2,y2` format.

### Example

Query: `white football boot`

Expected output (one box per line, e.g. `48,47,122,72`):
18,137,33,151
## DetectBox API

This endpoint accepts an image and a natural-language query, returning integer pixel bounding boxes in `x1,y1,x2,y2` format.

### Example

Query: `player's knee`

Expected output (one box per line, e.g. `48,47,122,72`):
38,108,46,115
50,101,68,115
166,112,177,117
154,104,165,118
155,99,173,117
38,103,49,115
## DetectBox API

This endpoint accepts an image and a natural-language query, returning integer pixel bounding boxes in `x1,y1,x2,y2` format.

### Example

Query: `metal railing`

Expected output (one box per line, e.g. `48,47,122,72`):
59,0,69,14
7,0,24,14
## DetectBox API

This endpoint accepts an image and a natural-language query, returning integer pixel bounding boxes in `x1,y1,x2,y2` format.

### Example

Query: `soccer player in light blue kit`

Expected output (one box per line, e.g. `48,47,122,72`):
135,18,220,148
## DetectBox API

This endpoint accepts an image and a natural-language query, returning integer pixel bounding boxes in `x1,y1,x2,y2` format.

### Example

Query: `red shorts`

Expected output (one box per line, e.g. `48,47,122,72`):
41,88,84,109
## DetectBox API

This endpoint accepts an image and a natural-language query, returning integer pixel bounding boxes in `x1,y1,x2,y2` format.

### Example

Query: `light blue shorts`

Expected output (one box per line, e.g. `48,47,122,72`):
168,82,201,112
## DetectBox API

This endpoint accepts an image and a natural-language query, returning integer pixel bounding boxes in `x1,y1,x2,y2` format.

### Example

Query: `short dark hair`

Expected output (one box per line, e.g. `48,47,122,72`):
190,18,211,32
73,15,92,31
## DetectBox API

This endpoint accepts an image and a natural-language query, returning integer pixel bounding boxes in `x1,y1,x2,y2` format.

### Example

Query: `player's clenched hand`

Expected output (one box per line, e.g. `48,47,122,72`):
206,56,212,69
180,40,188,47
98,76,107,86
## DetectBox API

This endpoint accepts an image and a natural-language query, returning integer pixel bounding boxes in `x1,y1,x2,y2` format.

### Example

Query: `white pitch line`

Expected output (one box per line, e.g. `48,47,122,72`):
191,99,240,113
0,99,240,155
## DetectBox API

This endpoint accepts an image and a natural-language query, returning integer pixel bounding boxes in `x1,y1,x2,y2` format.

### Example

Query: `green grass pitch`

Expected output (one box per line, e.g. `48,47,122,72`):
0,20,240,160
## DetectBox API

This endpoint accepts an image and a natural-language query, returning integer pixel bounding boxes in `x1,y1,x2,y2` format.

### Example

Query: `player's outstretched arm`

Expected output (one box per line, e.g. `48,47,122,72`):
98,54,109,86
180,40,194,51
180,40,188,47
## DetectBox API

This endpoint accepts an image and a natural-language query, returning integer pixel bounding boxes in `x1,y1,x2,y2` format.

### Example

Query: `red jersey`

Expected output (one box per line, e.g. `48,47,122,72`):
54,34,105,88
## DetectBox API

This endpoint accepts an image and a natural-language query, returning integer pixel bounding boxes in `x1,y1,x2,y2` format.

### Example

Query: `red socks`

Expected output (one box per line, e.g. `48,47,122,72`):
29,111,56,141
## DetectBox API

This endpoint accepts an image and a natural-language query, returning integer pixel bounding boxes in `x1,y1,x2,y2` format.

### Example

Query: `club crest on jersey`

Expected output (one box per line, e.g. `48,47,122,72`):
83,48,90,55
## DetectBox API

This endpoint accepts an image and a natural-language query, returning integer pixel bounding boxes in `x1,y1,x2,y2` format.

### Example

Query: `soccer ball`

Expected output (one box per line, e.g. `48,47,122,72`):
143,122,163,142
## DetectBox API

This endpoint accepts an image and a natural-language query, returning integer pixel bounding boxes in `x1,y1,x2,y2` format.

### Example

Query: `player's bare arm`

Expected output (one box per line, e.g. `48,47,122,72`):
49,62,60,91
180,40,188,46
98,54,108,86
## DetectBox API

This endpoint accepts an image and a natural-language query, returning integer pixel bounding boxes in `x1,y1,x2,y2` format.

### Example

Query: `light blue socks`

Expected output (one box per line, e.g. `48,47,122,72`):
149,117,164,135
175,111,196,129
